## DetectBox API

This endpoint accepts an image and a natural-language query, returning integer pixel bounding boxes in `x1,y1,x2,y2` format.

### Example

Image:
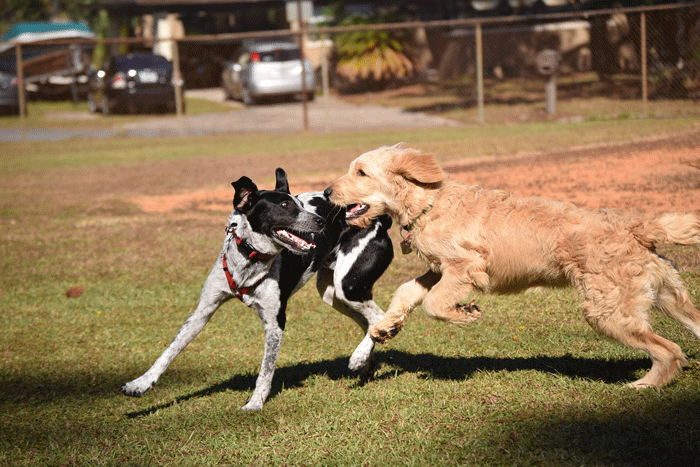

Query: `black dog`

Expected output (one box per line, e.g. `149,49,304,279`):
122,168,393,410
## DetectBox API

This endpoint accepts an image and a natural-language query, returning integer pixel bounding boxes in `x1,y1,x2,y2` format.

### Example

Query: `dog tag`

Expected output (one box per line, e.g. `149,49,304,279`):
400,238,413,254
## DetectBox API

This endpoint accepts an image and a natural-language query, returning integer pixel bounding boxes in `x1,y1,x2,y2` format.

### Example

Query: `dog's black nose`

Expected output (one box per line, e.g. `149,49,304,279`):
323,187,333,198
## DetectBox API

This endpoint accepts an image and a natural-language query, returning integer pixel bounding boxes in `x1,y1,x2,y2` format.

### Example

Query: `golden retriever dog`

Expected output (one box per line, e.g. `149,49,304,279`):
324,144,700,388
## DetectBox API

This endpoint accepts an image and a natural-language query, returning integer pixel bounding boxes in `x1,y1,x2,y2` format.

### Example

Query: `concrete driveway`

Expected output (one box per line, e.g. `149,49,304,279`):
122,88,459,137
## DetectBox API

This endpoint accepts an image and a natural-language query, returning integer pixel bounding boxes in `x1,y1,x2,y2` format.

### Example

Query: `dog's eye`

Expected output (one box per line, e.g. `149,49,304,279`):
281,201,290,208
357,169,367,177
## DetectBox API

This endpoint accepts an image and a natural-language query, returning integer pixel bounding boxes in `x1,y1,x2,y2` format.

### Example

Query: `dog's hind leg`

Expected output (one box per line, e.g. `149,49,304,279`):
655,260,700,340
579,271,687,388
121,267,231,397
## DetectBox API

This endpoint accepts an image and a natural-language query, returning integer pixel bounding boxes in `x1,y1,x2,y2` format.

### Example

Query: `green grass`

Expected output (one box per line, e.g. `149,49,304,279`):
3,116,699,176
2,116,700,466
0,96,233,129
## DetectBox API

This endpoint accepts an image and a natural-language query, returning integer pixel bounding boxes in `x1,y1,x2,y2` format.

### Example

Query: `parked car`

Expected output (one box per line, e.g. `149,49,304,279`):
0,66,19,115
87,53,178,114
221,40,315,105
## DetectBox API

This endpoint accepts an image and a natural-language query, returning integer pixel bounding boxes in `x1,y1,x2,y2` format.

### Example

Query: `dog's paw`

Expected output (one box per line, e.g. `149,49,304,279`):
369,323,401,344
240,401,264,411
349,349,376,382
348,337,374,372
120,378,153,397
454,300,483,325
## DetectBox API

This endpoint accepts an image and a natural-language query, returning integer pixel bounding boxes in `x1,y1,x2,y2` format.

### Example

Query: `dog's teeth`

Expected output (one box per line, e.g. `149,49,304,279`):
277,230,315,250
346,203,369,219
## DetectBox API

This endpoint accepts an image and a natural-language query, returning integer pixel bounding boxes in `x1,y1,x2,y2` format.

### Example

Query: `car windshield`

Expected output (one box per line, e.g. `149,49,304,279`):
255,48,300,62
114,54,172,70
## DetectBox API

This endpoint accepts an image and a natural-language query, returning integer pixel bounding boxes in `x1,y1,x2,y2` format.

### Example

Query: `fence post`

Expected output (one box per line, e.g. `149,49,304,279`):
475,21,484,124
15,43,26,120
171,39,184,117
322,33,330,132
296,0,309,131
640,11,647,115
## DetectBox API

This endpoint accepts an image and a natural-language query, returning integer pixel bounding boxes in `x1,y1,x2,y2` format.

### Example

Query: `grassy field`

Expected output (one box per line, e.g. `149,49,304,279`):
3,113,700,466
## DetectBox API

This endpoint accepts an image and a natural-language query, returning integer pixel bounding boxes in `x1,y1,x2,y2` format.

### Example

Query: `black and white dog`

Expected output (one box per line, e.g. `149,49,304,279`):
121,168,393,410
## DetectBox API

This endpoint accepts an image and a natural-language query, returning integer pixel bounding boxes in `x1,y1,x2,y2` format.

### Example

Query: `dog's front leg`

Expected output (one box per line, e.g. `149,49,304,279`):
241,315,284,411
369,270,441,344
317,267,384,373
121,266,231,397
420,268,483,326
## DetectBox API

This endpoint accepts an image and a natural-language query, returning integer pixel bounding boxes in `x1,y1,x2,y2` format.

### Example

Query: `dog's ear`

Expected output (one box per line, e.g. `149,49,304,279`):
390,148,445,186
231,176,258,211
274,168,290,194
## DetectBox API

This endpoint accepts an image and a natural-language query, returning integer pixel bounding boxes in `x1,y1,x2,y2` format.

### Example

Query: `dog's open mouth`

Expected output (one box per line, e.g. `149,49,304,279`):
274,229,316,252
346,203,370,220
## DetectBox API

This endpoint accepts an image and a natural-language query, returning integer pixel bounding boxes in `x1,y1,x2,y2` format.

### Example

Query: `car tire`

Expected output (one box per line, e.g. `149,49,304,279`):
87,92,98,113
242,86,256,106
100,95,111,115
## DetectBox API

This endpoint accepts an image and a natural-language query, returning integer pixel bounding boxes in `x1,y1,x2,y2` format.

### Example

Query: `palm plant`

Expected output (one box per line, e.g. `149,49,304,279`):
334,12,414,91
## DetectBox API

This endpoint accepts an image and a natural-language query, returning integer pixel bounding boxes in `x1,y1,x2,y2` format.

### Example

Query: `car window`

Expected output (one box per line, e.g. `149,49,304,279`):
257,48,300,62
114,54,172,71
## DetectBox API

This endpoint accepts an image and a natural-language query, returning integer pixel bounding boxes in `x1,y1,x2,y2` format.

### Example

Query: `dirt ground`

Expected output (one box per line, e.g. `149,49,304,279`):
130,129,700,216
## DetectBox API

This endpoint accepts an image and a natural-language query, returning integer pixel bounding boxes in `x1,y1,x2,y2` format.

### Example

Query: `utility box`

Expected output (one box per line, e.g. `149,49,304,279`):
536,49,561,116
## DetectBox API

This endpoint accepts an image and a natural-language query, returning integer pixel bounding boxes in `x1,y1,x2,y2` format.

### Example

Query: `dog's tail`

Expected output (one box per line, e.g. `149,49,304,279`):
629,212,700,248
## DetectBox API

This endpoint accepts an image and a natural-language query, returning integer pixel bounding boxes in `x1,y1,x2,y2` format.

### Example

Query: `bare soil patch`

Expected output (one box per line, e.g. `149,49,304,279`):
130,130,700,215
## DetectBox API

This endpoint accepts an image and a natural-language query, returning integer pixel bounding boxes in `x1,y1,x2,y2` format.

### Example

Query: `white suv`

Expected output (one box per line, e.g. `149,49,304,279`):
221,40,315,105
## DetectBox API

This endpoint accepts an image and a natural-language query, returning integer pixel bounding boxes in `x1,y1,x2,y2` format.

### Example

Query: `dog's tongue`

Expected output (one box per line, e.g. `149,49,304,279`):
277,229,315,251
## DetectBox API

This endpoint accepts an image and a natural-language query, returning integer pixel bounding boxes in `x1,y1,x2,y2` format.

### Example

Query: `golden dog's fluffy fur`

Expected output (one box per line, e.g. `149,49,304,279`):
326,144,700,388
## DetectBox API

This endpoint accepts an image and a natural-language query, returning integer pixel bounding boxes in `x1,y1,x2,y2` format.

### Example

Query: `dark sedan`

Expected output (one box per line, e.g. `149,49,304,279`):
88,53,178,114
0,63,19,115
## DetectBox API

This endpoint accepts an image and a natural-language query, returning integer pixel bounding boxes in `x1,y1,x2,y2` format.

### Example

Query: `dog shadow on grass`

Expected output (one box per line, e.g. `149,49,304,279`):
126,350,652,418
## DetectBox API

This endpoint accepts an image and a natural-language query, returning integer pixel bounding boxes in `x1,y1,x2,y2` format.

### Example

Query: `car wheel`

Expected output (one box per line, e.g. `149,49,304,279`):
242,86,256,106
87,92,98,113
100,95,110,115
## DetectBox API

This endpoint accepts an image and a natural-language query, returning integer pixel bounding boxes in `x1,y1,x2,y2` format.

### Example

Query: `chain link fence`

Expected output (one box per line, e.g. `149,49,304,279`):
7,2,700,127
318,2,700,125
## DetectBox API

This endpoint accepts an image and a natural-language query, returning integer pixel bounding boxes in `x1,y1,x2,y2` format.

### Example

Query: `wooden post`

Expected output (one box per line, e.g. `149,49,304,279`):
171,39,184,117
322,33,330,132
640,11,648,115
297,0,309,131
476,22,484,124
15,43,26,120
